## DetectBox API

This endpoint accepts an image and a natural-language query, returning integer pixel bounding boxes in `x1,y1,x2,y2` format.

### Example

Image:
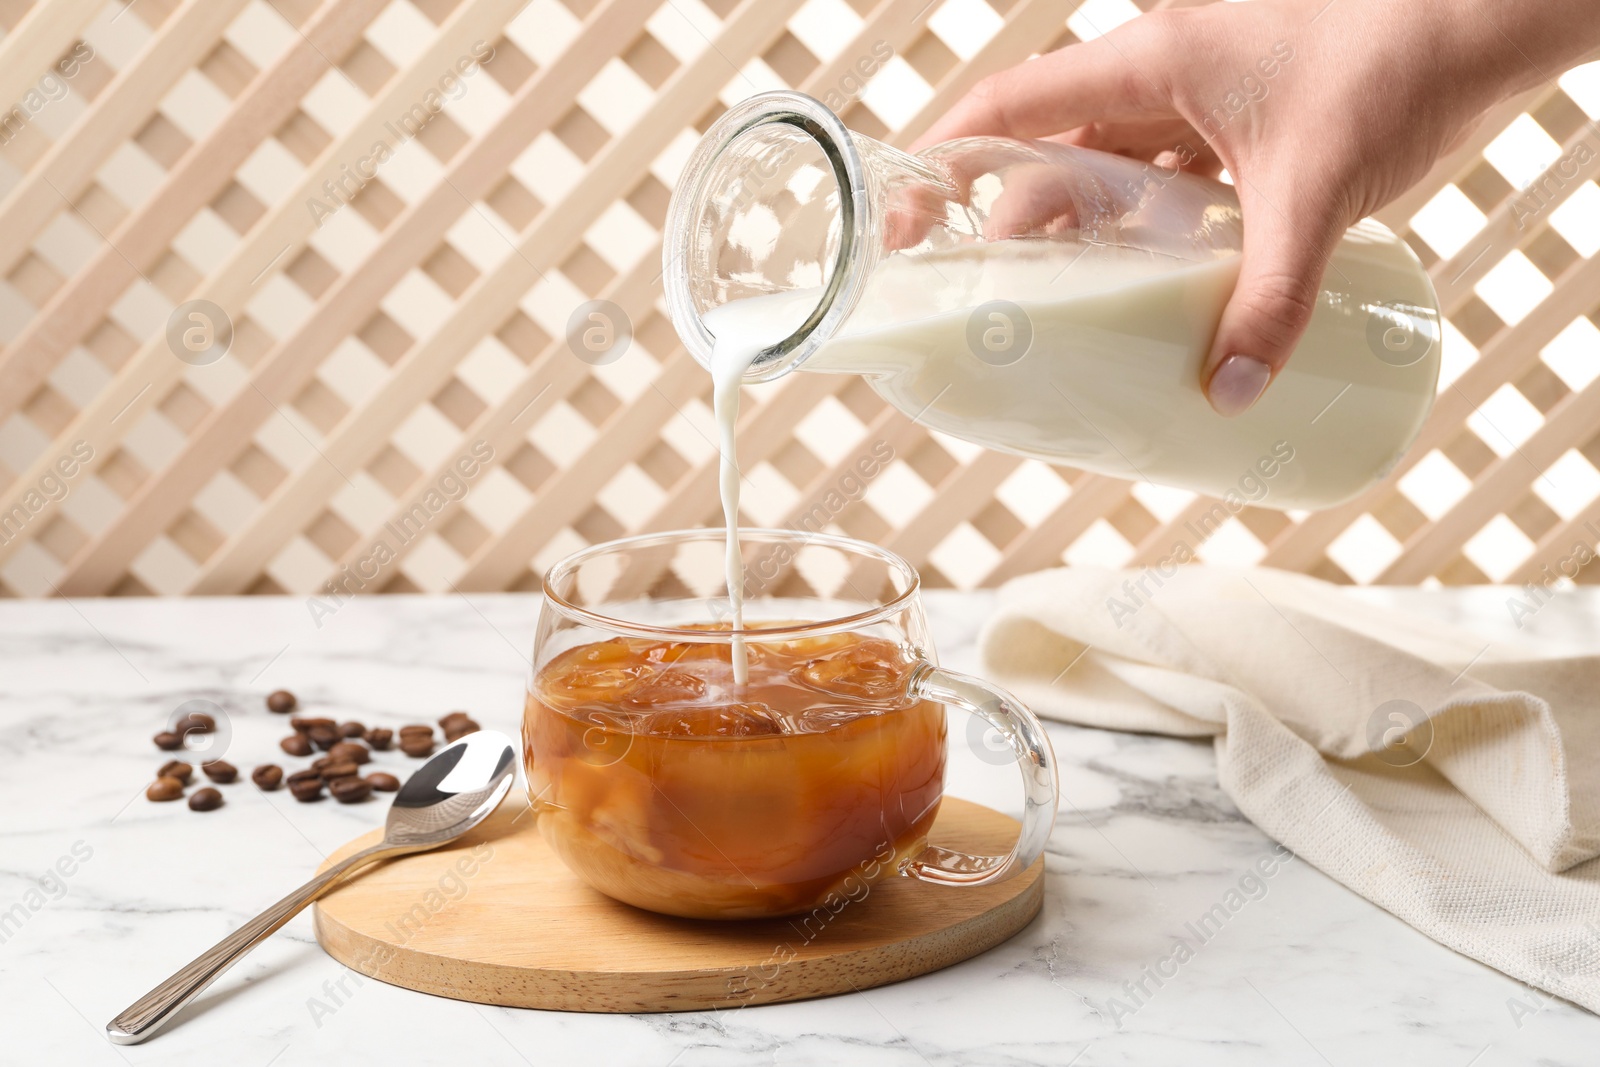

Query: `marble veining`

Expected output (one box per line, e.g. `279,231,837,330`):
2,588,1598,1065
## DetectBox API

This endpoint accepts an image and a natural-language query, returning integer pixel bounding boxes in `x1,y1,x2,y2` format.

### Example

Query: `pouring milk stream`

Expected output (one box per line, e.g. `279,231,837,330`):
674,93,1441,685
708,292,816,684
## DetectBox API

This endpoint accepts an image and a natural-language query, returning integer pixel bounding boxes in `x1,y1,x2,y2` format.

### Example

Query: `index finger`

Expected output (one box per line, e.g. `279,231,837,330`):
912,21,1175,150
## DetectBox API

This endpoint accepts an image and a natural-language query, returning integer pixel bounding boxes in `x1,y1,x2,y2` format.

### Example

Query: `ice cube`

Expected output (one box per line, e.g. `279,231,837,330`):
545,665,646,703
570,637,639,666
788,706,869,733
623,669,708,708
794,639,907,698
643,641,733,666
570,709,640,765
649,702,786,738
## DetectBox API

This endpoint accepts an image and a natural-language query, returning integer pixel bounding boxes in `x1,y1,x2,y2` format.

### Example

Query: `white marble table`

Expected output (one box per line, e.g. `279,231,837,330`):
3,586,1598,1066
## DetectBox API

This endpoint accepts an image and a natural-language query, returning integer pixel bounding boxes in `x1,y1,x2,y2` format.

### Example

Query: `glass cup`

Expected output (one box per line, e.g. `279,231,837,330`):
523,528,1057,920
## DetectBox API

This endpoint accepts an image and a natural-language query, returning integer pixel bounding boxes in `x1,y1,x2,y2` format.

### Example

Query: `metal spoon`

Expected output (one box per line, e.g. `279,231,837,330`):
106,730,517,1045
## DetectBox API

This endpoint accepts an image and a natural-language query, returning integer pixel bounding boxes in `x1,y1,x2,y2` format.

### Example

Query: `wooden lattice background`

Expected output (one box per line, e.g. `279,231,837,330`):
0,0,1596,600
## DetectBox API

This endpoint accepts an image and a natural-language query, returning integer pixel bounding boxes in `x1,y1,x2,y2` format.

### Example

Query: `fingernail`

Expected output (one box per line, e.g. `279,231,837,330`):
1208,355,1271,417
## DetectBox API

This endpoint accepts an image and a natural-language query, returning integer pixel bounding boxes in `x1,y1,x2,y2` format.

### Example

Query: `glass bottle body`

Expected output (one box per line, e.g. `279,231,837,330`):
664,92,1440,509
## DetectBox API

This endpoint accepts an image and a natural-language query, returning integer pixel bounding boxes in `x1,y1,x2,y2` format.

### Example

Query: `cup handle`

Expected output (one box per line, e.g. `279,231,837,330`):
905,664,1058,886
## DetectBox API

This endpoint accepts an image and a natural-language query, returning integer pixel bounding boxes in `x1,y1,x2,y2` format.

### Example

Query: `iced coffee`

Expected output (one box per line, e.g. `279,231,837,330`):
523,626,946,919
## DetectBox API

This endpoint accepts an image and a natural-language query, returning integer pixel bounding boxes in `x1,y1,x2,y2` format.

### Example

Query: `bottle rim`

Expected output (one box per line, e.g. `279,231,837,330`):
662,91,874,383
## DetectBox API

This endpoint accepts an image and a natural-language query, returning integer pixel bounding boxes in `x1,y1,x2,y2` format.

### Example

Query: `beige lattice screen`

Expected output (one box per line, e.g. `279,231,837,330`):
0,0,1596,600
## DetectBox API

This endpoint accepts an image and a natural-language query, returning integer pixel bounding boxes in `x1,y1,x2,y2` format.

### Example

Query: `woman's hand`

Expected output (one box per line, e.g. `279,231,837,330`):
915,0,1600,415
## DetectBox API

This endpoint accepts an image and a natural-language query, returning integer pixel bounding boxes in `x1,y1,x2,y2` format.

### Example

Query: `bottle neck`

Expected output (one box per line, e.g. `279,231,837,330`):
663,92,880,383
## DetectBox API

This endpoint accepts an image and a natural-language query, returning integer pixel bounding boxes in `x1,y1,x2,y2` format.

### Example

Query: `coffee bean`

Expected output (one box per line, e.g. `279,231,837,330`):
290,716,336,735
328,741,370,765
280,733,313,757
286,769,322,787
147,776,185,802
266,689,297,713
399,724,434,737
175,712,216,735
440,711,471,727
154,731,182,751
365,727,393,751
312,755,360,776
339,721,366,738
188,787,223,812
288,776,324,802
399,736,434,758
443,718,481,742
252,764,284,790
202,760,238,784
313,759,360,780
329,777,372,804
308,724,341,751
365,771,400,792
158,760,193,783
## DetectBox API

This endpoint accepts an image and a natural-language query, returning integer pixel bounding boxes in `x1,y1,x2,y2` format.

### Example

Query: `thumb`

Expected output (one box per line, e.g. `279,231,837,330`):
1204,181,1344,417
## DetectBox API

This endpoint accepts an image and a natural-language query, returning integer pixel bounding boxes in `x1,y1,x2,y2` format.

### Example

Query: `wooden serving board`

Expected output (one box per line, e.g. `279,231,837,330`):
312,797,1044,1013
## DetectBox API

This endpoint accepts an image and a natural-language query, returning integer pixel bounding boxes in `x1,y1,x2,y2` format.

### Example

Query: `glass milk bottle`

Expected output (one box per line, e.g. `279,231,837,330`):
662,91,1442,510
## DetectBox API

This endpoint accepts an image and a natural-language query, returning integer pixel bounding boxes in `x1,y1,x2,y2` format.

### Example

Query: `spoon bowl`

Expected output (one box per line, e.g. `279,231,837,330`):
386,734,517,847
106,730,517,1045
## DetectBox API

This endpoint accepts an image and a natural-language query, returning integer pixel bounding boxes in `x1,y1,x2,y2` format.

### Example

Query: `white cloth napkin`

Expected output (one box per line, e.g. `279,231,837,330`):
977,565,1600,1014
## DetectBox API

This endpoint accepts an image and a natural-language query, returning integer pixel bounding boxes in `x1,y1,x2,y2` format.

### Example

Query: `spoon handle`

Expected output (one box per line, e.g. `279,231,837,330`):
106,842,393,1045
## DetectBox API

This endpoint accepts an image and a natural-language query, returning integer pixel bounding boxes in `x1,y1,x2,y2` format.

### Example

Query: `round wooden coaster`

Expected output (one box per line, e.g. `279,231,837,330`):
312,797,1043,1013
